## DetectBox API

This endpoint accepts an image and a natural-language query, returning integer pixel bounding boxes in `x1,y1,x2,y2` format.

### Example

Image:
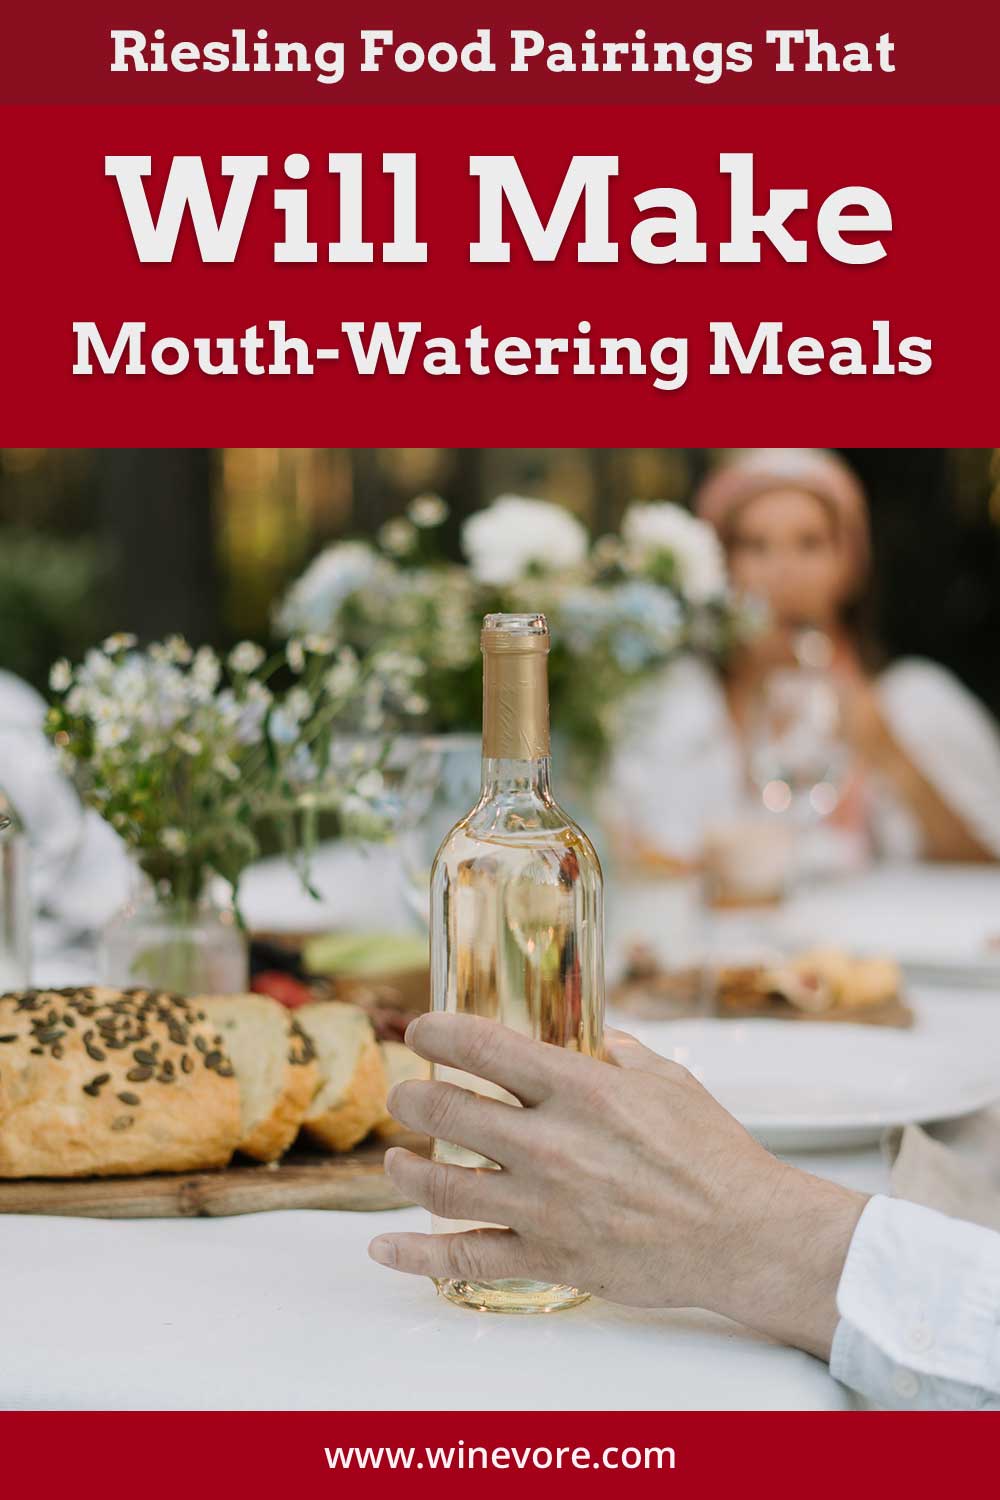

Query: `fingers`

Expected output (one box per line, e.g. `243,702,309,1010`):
404,1012,573,1106
369,1225,538,1284
604,1027,688,1080
388,1078,526,1165
383,1145,521,1227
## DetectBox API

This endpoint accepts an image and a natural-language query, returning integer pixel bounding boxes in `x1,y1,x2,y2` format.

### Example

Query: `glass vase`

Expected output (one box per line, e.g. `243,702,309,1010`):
99,878,248,996
0,804,31,992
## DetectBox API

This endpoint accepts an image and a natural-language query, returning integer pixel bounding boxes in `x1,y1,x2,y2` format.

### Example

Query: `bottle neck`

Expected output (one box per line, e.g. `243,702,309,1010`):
480,755,553,801
480,645,552,801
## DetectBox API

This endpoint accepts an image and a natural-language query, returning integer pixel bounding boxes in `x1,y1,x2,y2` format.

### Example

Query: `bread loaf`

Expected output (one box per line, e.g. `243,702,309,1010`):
298,1001,386,1152
0,987,241,1177
374,1040,431,1140
199,993,320,1162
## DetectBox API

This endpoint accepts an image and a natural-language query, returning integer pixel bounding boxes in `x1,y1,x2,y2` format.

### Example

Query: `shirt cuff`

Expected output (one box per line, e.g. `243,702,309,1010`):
830,1194,1000,1409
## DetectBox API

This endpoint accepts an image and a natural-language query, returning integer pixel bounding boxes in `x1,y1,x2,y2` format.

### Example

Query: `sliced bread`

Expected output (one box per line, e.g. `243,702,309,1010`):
199,993,320,1162
297,1001,387,1152
374,1040,431,1140
0,988,241,1178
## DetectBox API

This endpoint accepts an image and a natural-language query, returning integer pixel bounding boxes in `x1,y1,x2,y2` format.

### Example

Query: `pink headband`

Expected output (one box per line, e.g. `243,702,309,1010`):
693,449,871,581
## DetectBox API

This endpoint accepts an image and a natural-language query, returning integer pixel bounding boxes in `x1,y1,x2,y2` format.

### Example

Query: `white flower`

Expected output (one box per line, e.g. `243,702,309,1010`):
302,633,336,657
408,493,448,528
462,495,588,585
174,732,203,756
189,646,221,699
285,745,318,785
161,635,193,665
95,720,129,750
102,632,138,654
284,687,313,724
378,518,417,556
275,541,381,635
286,639,306,674
218,680,271,746
227,641,266,675
402,693,430,716
355,768,385,800
160,828,189,856
621,502,726,603
214,755,241,782
49,659,72,693
324,650,359,697
373,650,423,679
269,709,300,746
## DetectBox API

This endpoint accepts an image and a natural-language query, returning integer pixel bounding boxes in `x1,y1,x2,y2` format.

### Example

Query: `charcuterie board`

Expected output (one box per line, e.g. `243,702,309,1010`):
0,1132,428,1219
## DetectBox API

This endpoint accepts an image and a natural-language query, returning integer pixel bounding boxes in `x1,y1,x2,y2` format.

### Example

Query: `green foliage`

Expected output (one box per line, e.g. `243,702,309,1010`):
0,528,109,690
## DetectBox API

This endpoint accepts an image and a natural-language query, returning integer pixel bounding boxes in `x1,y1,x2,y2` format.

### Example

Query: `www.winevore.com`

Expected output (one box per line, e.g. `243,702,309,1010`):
324,1442,676,1471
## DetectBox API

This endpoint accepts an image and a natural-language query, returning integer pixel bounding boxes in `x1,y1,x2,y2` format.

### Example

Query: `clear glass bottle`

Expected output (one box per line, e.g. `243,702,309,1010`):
429,613,605,1313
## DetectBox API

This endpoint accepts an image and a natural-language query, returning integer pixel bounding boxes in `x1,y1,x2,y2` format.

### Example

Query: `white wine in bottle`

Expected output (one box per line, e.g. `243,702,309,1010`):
428,612,605,1313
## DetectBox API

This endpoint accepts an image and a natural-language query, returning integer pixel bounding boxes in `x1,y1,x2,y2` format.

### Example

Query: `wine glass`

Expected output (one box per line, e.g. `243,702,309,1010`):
394,734,483,926
747,666,851,829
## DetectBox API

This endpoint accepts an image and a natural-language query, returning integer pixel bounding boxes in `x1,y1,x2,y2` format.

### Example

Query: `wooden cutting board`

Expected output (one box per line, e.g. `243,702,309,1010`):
0,1133,428,1219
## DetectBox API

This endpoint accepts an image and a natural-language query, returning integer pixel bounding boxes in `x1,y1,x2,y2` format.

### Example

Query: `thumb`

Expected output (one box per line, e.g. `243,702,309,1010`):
604,1027,680,1078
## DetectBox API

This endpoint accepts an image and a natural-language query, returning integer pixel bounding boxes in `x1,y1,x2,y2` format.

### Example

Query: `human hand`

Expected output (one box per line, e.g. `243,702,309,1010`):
837,675,899,770
368,1014,866,1358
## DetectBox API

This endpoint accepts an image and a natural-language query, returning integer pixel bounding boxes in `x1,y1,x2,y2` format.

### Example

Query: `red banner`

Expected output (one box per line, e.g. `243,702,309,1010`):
2,102,997,445
1,8,998,444
1,1410,996,1491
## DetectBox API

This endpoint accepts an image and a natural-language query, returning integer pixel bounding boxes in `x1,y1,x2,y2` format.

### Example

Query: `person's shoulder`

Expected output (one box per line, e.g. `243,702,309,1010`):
877,657,1000,740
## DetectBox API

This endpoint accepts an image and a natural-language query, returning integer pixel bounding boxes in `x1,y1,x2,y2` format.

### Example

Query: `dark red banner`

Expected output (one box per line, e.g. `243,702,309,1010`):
1,4,997,445
3,2,999,104
1,102,996,445
1,1410,996,1492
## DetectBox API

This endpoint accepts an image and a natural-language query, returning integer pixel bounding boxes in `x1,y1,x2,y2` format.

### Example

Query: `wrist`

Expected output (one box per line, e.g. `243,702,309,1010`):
707,1161,868,1361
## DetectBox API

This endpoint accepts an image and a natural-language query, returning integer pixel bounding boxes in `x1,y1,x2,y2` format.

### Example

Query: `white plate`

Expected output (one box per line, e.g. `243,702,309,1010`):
610,1015,1000,1151
780,866,1000,989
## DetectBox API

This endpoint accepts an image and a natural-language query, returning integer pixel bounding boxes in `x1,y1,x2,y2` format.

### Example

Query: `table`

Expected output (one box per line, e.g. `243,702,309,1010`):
7,860,1000,1411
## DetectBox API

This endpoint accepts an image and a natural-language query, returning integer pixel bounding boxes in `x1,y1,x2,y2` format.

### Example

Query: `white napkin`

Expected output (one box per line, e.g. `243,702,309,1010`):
885,1106,1000,1232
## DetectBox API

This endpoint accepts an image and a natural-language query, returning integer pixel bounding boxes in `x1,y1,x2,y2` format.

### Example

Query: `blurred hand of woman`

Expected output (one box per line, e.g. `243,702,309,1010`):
369,1013,866,1358
836,673,899,770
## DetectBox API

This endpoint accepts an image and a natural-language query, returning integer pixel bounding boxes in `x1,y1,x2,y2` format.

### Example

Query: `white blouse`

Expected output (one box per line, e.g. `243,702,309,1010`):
608,653,1000,863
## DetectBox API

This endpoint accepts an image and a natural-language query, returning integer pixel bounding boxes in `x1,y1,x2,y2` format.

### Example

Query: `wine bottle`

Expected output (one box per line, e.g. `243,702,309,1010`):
429,612,605,1313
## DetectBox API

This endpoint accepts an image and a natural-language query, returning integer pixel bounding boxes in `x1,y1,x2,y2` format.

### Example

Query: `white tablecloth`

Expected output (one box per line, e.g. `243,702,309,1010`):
7,860,1000,1411
0,1205,860,1411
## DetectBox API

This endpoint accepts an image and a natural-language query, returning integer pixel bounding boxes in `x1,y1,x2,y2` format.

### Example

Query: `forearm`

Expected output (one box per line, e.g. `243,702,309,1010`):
705,1162,868,1361
878,741,994,862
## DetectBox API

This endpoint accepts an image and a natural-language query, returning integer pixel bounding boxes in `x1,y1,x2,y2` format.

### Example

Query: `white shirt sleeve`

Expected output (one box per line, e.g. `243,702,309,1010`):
830,1195,1000,1409
877,658,1000,859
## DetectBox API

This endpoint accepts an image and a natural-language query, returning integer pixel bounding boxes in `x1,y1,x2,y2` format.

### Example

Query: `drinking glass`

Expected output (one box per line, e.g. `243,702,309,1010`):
747,666,851,829
395,734,483,927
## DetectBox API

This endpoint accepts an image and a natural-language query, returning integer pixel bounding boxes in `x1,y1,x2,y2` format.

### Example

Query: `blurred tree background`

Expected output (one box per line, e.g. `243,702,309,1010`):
1,447,998,717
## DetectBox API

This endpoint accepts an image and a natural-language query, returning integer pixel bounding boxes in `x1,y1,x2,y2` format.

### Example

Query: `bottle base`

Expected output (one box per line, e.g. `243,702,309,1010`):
435,1277,590,1314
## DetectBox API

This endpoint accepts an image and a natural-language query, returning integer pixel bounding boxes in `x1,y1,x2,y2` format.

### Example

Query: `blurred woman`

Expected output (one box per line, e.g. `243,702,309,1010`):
610,449,1000,865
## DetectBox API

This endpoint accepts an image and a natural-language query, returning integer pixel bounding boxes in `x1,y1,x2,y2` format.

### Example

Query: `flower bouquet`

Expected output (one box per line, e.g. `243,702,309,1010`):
46,632,424,991
276,493,754,781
